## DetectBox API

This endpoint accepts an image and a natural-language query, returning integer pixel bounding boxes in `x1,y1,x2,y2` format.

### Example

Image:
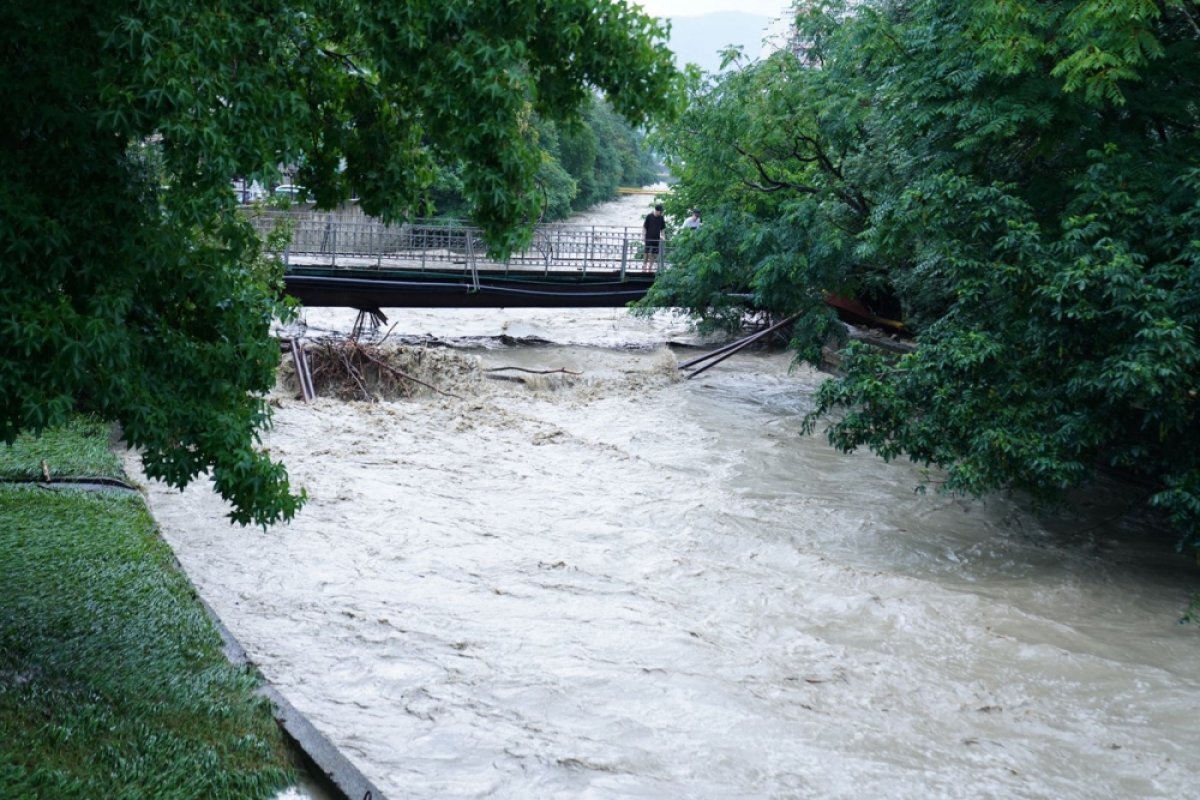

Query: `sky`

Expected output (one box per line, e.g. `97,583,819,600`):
635,0,792,18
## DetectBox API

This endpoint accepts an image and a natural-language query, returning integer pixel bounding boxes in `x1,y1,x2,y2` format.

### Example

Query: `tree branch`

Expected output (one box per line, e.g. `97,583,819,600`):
484,366,582,375
352,343,464,400
733,143,818,193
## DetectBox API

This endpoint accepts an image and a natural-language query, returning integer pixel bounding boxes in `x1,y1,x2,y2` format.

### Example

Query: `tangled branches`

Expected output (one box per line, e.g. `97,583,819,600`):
296,338,465,401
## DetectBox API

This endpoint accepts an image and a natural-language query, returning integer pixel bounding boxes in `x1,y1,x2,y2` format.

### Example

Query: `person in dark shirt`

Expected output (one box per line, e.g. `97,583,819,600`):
642,204,667,268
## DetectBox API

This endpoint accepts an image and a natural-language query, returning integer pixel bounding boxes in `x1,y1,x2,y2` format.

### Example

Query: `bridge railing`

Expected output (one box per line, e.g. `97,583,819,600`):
248,213,671,276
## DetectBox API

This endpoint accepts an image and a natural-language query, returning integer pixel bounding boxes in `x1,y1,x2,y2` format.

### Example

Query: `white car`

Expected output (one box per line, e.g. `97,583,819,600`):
273,184,306,200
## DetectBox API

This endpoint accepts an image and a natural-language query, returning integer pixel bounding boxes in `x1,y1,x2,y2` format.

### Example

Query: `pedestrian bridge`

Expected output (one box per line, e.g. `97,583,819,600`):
253,212,672,309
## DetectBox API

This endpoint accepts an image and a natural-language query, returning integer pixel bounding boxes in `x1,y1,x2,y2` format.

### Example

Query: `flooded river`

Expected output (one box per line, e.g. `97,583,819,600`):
128,195,1200,799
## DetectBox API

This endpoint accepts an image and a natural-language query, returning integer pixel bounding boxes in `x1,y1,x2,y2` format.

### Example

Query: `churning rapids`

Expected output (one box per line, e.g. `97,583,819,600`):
126,195,1199,799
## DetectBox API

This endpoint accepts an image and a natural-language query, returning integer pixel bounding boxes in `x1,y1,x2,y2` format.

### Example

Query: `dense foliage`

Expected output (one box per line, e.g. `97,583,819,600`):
1,1,679,525
426,97,662,221
650,0,1200,546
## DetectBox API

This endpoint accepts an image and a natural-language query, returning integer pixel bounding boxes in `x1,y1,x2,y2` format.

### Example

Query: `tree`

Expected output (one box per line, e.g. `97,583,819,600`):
544,97,661,214
421,98,660,223
1,0,680,525
652,0,1200,547
644,33,873,358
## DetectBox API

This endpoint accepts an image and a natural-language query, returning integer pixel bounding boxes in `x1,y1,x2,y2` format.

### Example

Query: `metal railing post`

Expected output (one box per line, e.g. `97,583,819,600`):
584,226,592,277
466,228,480,292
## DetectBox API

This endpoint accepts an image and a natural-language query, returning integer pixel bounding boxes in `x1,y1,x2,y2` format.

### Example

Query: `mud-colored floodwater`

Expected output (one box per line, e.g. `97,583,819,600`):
128,195,1200,800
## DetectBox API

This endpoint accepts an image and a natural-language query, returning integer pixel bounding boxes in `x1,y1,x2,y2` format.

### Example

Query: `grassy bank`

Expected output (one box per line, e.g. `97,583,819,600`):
0,419,296,798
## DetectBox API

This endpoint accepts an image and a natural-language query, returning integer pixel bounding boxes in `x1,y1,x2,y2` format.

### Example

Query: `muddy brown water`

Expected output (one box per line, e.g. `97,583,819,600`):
129,194,1199,799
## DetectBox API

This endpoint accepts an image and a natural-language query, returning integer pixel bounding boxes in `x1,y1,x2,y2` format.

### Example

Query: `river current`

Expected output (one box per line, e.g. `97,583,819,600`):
127,195,1200,799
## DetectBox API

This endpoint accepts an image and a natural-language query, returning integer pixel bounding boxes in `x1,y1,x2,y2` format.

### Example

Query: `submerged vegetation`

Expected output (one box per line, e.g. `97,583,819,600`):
0,424,297,797
650,0,1200,548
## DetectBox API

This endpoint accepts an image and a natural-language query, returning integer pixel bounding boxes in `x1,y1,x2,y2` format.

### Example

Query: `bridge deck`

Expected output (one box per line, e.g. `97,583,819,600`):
255,212,674,308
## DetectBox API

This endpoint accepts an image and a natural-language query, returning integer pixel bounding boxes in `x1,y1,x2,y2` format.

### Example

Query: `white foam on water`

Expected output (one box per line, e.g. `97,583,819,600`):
130,195,1200,798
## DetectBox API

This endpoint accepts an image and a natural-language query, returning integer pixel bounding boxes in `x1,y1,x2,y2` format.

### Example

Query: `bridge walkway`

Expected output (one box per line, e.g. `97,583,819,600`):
252,212,676,308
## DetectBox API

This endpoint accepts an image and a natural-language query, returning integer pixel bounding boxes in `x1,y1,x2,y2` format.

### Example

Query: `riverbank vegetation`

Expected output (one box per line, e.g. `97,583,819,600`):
649,0,1200,548
0,421,297,797
424,97,662,222
2,0,682,526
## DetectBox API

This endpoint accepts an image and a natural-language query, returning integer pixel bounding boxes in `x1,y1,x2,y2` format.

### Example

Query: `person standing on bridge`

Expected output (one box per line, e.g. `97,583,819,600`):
642,204,667,269
683,209,701,230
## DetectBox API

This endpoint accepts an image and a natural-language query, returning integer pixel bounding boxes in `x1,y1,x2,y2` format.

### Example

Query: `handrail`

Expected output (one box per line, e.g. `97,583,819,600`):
250,213,671,275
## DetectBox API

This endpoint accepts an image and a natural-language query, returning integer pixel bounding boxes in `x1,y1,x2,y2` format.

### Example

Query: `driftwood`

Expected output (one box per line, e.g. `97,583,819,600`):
303,337,463,401
283,337,585,400
680,312,801,379
355,344,462,399
483,366,582,376
292,340,316,402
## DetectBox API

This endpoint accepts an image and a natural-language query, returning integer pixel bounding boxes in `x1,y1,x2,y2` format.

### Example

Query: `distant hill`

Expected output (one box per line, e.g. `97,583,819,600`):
666,12,774,74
